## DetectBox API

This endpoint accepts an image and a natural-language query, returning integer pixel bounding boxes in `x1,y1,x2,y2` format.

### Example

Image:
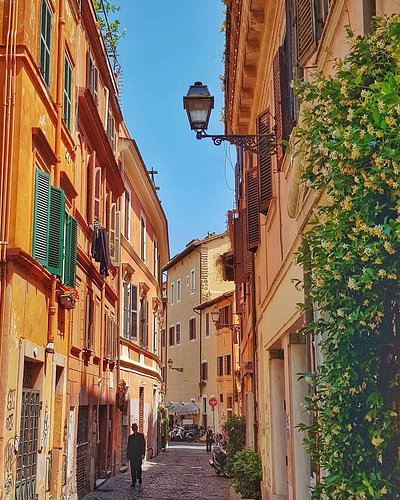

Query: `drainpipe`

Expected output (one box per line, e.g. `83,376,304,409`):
251,253,258,452
0,0,17,476
48,0,65,351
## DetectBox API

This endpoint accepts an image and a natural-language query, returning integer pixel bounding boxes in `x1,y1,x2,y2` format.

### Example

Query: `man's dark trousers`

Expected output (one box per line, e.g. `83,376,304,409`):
130,457,143,485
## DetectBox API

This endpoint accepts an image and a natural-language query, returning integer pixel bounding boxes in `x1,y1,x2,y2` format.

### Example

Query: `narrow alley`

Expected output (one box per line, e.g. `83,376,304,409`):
83,442,230,500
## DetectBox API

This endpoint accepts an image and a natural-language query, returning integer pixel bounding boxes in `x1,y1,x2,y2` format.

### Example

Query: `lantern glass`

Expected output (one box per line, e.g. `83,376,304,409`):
183,82,214,131
211,307,221,325
167,358,173,369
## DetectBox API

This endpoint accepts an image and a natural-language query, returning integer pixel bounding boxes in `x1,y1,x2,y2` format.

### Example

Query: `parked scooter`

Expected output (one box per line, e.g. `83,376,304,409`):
168,425,185,441
209,443,228,476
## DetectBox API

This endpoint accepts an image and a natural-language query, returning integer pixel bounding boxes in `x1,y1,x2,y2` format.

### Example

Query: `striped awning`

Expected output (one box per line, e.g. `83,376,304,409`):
165,401,200,416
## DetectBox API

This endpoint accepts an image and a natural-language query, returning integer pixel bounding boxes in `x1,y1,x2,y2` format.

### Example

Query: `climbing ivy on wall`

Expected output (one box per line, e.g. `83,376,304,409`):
295,15,400,499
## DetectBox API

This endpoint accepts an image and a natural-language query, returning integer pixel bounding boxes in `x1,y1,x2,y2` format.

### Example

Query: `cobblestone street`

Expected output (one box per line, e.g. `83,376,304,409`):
83,442,230,500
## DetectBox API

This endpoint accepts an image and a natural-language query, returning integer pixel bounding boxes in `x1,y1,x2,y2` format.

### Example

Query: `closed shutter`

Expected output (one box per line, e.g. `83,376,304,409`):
48,186,65,276
131,285,138,340
87,151,95,225
64,216,77,288
233,216,244,283
32,168,50,266
258,112,273,214
296,0,315,66
241,209,252,281
273,50,284,163
246,169,260,251
114,211,120,264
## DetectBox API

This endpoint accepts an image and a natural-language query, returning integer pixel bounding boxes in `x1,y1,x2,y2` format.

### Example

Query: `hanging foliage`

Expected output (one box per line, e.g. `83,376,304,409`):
295,15,400,499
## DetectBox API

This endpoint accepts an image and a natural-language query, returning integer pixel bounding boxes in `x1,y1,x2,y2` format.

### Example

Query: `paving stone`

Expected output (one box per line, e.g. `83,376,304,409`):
83,442,230,500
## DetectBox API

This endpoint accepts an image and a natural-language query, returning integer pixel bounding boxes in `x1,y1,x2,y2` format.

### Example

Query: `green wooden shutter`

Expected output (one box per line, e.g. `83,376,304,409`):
64,215,77,287
48,186,65,276
33,168,50,266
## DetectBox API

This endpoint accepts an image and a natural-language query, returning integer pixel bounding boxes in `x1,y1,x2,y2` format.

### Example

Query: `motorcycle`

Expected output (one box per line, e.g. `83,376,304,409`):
168,425,185,441
209,443,228,476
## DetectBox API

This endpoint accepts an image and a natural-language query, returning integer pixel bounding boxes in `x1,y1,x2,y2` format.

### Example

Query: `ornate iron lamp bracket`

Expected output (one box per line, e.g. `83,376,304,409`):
195,130,276,155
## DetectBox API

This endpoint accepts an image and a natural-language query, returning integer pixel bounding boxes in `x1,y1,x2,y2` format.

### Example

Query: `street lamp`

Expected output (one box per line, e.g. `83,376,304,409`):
167,358,183,373
183,81,276,154
211,306,240,342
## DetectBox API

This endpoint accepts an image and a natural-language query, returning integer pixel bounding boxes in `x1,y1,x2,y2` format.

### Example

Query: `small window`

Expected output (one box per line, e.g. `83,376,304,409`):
177,279,181,302
189,317,196,340
170,283,174,305
227,395,233,409
140,215,146,261
176,323,181,344
219,394,224,403
153,312,157,354
63,54,72,130
107,112,116,151
153,239,158,278
124,189,130,240
94,168,101,222
217,356,223,376
87,53,99,104
224,354,232,375
201,362,208,381
205,313,210,337
169,326,175,346
190,269,195,294
39,0,52,86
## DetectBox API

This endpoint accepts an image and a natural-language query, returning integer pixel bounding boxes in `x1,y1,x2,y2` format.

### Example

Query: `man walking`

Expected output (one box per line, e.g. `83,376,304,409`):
127,423,146,487
206,426,213,452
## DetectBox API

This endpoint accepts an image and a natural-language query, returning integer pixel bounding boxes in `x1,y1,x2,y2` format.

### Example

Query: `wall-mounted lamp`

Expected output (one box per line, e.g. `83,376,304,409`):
183,82,276,154
211,306,240,340
167,358,183,373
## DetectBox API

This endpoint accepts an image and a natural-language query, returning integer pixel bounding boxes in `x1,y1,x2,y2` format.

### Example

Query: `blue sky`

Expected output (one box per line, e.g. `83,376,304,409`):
116,0,236,258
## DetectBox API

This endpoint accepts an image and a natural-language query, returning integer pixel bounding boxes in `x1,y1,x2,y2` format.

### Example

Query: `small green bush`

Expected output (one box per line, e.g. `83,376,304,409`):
230,448,262,500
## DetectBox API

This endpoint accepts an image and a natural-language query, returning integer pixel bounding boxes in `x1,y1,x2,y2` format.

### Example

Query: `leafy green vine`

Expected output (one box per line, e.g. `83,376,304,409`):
93,0,126,51
295,15,400,499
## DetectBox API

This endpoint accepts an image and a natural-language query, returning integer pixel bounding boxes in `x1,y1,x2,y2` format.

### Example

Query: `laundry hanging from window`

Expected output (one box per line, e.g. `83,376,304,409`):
91,221,111,277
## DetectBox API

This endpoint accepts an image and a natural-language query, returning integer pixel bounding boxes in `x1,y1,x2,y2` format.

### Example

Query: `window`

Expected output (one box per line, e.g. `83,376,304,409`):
224,354,232,375
189,317,196,340
153,312,157,354
87,53,99,104
139,295,149,348
94,168,101,222
109,204,120,264
140,215,146,261
124,189,130,240
85,289,94,350
153,239,158,278
217,356,224,376
170,282,174,305
227,395,233,409
63,54,72,130
219,394,224,403
39,0,52,86
123,283,137,340
190,269,195,294
177,279,181,302
169,326,175,346
221,304,233,326
205,313,210,337
32,168,77,285
176,323,181,344
106,112,116,151
201,362,208,381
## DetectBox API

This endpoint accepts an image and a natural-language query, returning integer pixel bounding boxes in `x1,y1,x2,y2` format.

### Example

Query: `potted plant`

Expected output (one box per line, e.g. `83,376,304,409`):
230,448,262,500
59,287,79,310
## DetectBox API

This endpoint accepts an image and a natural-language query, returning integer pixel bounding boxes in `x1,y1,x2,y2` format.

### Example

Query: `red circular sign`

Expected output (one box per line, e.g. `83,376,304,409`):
209,397,218,407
